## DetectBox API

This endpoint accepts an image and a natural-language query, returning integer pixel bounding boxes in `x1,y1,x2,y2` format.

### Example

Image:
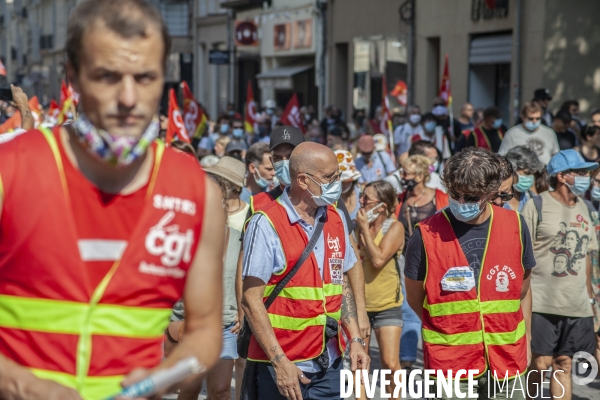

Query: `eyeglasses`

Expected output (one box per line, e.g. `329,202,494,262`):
304,171,342,186
494,192,514,202
359,193,378,206
448,190,484,203
566,169,591,177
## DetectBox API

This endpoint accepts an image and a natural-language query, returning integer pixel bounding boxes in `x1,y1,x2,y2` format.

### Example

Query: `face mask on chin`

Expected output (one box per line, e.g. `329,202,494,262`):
71,113,159,168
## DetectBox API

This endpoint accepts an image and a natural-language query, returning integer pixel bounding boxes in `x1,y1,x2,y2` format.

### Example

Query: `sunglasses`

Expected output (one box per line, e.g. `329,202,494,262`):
494,192,514,202
448,190,484,203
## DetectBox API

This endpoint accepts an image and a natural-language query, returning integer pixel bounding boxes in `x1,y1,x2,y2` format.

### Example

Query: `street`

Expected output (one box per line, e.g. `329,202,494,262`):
165,334,600,399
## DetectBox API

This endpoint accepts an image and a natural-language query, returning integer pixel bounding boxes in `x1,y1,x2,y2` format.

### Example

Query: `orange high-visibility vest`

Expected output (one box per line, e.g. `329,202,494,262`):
249,190,275,215
247,199,346,362
0,128,205,399
419,206,527,379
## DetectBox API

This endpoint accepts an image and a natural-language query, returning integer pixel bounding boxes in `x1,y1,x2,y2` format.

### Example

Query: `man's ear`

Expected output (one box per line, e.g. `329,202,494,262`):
247,163,256,175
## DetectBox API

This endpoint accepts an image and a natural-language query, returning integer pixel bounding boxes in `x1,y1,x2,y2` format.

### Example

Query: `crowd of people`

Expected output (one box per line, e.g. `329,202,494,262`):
2,1,600,400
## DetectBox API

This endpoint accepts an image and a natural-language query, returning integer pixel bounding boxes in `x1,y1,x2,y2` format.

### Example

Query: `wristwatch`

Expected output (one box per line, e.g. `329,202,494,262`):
350,338,366,347
590,298,597,305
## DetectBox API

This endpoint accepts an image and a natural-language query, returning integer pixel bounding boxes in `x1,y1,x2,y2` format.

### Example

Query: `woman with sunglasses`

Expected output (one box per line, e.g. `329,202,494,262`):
355,181,404,399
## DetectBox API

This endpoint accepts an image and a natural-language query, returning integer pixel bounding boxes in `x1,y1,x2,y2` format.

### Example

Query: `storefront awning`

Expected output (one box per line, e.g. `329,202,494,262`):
256,65,313,90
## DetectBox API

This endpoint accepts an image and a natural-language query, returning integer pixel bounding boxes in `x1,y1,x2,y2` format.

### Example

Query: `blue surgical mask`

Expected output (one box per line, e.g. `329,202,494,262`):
492,118,503,129
448,197,485,222
513,174,534,193
233,128,244,138
306,175,342,207
566,175,591,196
424,121,437,133
220,124,230,134
591,186,600,201
524,120,541,131
273,160,291,186
409,114,421,124
254,170,271,189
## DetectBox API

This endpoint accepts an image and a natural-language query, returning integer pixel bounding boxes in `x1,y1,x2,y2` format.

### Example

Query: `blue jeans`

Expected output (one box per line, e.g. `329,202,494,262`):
219,322,238,360
400,280,421,362
257,357,343,399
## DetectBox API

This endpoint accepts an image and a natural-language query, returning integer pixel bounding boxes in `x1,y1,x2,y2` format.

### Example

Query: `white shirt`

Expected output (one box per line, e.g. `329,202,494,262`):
0,129,26,144
393,123,424,155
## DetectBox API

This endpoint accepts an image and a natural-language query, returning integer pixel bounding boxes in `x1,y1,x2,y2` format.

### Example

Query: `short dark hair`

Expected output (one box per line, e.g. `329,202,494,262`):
442,147,502,196
483,107,501,119
494,154,514,181
561,100,579,110
582,124,600,141
245,142,270,169
364,180,398,215
67,0,170,73
408,140,438,157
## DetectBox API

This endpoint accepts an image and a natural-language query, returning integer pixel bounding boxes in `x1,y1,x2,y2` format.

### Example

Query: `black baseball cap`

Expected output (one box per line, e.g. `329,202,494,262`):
225,141,245,154
533,88,552,101
269,125,305,151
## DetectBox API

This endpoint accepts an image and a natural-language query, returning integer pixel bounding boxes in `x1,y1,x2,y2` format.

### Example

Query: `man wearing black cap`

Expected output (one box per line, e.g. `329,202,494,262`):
552,110,577,150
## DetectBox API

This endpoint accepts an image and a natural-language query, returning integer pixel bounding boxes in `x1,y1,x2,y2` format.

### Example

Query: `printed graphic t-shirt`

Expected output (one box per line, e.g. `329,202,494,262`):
521,192,599,317
404,209,536,289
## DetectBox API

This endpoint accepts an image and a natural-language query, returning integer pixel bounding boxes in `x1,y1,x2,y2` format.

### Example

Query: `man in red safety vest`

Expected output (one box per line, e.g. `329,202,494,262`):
405,148,536,399
0,1,224,399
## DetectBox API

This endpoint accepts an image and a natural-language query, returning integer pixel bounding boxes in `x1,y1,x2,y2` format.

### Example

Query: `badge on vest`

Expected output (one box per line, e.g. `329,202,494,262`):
441,266,476,292
329,258,344,285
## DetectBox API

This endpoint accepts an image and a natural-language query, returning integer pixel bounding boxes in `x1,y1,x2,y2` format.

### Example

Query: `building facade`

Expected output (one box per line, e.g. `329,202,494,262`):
0,0,194,107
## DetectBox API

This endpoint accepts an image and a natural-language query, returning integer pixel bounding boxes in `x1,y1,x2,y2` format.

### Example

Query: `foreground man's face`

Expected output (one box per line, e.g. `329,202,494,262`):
71,22,165,139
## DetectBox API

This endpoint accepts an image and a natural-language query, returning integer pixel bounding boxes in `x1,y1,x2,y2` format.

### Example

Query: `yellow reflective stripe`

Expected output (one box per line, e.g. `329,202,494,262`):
422,328,483,346
90,304,171,337
327,310,341,320
0,294,170,337
423,298,480,317
484,320,526,346
480,299,521,314
263,285,323,300
324,283,342,296
146,139,165,200
39,127,69,198
30,368,123,400
268,313,326,330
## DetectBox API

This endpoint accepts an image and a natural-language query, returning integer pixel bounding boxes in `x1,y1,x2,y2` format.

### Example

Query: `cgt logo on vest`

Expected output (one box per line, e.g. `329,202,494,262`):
140,211,194,278
487,265,517,292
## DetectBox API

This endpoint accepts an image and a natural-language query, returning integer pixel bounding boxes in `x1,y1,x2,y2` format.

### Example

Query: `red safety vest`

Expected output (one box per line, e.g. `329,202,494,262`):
249,191,275,214
464,126,504,151
0,128,205,399
419,206,527,379
247,199,346,362
394,189,449,219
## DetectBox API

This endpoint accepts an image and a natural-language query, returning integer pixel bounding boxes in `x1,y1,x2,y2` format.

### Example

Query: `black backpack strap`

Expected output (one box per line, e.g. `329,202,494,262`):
533,194,543,225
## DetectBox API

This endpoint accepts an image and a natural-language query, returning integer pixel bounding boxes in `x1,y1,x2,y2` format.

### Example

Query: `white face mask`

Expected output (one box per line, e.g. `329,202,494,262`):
365,202,385,223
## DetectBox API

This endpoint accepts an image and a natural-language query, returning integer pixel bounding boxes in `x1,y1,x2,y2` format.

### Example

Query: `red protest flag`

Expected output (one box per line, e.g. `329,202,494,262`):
60,80,69,104
380,75,393,138
67,83,79,107
48,100,60,119
244,81,257,134
180,81,207,139
438,54,452,107
279,93,305,133
166,88,190,145
390,80,408,106
0,60,6,76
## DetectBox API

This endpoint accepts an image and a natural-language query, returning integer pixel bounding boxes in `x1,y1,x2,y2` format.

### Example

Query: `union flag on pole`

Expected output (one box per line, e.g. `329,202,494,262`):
180,81,207,139
390,80,408,106
244,81,257,134
166,88,190,145
280,93,305,133
48,100,60,119
438,54,452,108
380,75,393,138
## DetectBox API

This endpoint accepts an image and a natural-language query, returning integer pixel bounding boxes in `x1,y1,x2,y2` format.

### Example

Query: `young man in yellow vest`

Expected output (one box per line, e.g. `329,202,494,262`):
405,148,536,399
0,1,224,399
241,142,370,400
